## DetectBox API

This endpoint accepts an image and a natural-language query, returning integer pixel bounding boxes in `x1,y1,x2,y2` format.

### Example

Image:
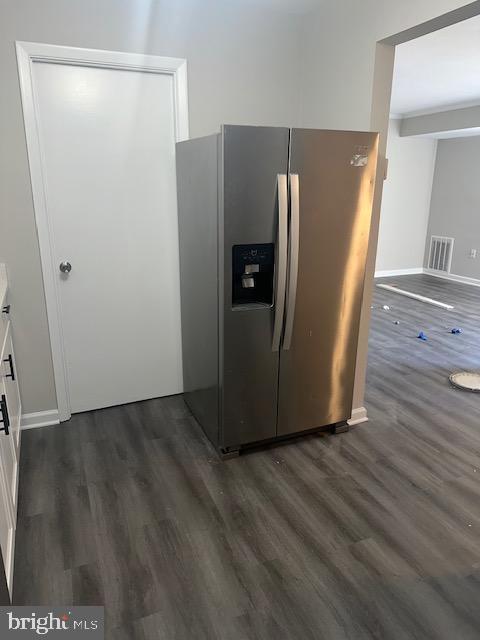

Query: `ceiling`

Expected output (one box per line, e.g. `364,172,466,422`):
390,14,480,117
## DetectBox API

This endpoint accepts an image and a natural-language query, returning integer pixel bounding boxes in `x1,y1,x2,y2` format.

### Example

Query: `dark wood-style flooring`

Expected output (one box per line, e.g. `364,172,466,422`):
13,274,480,639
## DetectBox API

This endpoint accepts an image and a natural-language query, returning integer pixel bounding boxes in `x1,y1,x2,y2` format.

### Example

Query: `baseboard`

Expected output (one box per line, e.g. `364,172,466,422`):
424,269,480,288
375,267,480,288
374,267,424,278
21,409,60,430
348,406,368,426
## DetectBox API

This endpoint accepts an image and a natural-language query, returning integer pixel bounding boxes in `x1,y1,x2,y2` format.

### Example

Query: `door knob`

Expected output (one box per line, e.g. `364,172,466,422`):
59,261,72,274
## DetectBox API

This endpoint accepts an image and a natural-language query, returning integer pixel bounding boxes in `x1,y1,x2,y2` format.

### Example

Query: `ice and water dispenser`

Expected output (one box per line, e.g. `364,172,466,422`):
232,243,275,307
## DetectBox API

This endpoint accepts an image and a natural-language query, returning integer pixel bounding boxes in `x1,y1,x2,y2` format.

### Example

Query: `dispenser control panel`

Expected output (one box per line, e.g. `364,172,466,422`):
232,243,274,307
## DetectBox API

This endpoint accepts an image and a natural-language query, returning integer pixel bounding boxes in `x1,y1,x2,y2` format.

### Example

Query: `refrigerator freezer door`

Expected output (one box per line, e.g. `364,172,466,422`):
277,129,379,436
221,125,290,448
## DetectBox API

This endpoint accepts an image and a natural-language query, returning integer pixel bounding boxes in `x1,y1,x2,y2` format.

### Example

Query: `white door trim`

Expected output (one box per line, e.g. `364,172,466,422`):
16,41,189,422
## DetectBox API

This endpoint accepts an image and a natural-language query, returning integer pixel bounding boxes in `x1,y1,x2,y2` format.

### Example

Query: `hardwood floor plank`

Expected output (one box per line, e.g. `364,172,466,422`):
13,274,480,638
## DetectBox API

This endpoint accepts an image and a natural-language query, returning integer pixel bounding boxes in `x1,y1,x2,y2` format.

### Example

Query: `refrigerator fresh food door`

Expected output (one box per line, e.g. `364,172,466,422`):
221,125,290,448
277,129,379,436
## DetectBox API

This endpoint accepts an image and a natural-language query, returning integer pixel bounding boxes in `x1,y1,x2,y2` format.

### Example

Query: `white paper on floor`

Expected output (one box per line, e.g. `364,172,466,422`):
377,283,454,310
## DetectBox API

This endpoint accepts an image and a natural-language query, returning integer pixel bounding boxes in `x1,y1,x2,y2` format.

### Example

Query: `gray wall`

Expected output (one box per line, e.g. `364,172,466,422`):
376,119,437,273
425,135,480,279
0,0,303,414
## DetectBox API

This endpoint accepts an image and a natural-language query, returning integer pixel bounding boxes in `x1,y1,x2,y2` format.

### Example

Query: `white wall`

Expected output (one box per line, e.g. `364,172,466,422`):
299,0,471,131
0,0,303,414
375,119,437,274
425,135,480,279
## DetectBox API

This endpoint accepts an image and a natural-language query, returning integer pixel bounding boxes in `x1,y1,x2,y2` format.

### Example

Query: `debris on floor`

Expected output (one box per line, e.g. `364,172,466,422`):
449,371,480,392
417,331,428,341
377,283,454,309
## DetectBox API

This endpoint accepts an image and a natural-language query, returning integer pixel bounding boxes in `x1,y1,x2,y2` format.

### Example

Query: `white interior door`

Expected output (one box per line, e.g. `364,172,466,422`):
31,61,183,414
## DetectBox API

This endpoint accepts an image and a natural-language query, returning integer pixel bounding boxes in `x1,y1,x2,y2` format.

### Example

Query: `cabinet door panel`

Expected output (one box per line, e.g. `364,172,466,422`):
0,376,15,597
0,472,13,598
2,328,21,456
0,414,15,513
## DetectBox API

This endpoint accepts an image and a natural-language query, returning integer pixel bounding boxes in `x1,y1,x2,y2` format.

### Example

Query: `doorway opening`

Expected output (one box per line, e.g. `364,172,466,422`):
354,1,480,418
363,7,480,433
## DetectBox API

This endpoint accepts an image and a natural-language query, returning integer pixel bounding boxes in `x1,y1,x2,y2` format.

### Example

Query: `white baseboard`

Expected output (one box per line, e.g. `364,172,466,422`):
374,267,424,278
424,269,480,287
22,406,367,430
21,409,60,430
348,406,368,426
21,406,369,429
375,267,480,288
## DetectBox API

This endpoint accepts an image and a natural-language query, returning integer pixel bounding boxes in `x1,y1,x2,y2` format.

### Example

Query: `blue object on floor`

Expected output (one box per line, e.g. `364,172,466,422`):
417,331,428,341
451,328,463,334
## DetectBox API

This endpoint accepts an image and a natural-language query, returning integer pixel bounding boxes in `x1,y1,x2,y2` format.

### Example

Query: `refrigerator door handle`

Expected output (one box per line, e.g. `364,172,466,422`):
283,173,300,350
272,174,288,351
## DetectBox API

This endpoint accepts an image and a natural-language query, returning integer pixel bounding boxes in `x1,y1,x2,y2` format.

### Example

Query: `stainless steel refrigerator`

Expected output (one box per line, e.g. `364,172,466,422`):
176,125,379,456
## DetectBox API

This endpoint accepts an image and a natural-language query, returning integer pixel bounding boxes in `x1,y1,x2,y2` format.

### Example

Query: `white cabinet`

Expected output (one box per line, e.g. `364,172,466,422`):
0,432,14,602
0,286,21,598
2,326,21,466
1,324,20,511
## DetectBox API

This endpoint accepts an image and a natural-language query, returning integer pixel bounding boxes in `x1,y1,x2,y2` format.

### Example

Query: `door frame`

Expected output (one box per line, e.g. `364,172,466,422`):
16,41,189,422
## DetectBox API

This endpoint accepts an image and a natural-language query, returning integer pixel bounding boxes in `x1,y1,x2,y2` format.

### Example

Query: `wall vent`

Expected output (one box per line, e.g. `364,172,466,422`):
428,235,454,273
